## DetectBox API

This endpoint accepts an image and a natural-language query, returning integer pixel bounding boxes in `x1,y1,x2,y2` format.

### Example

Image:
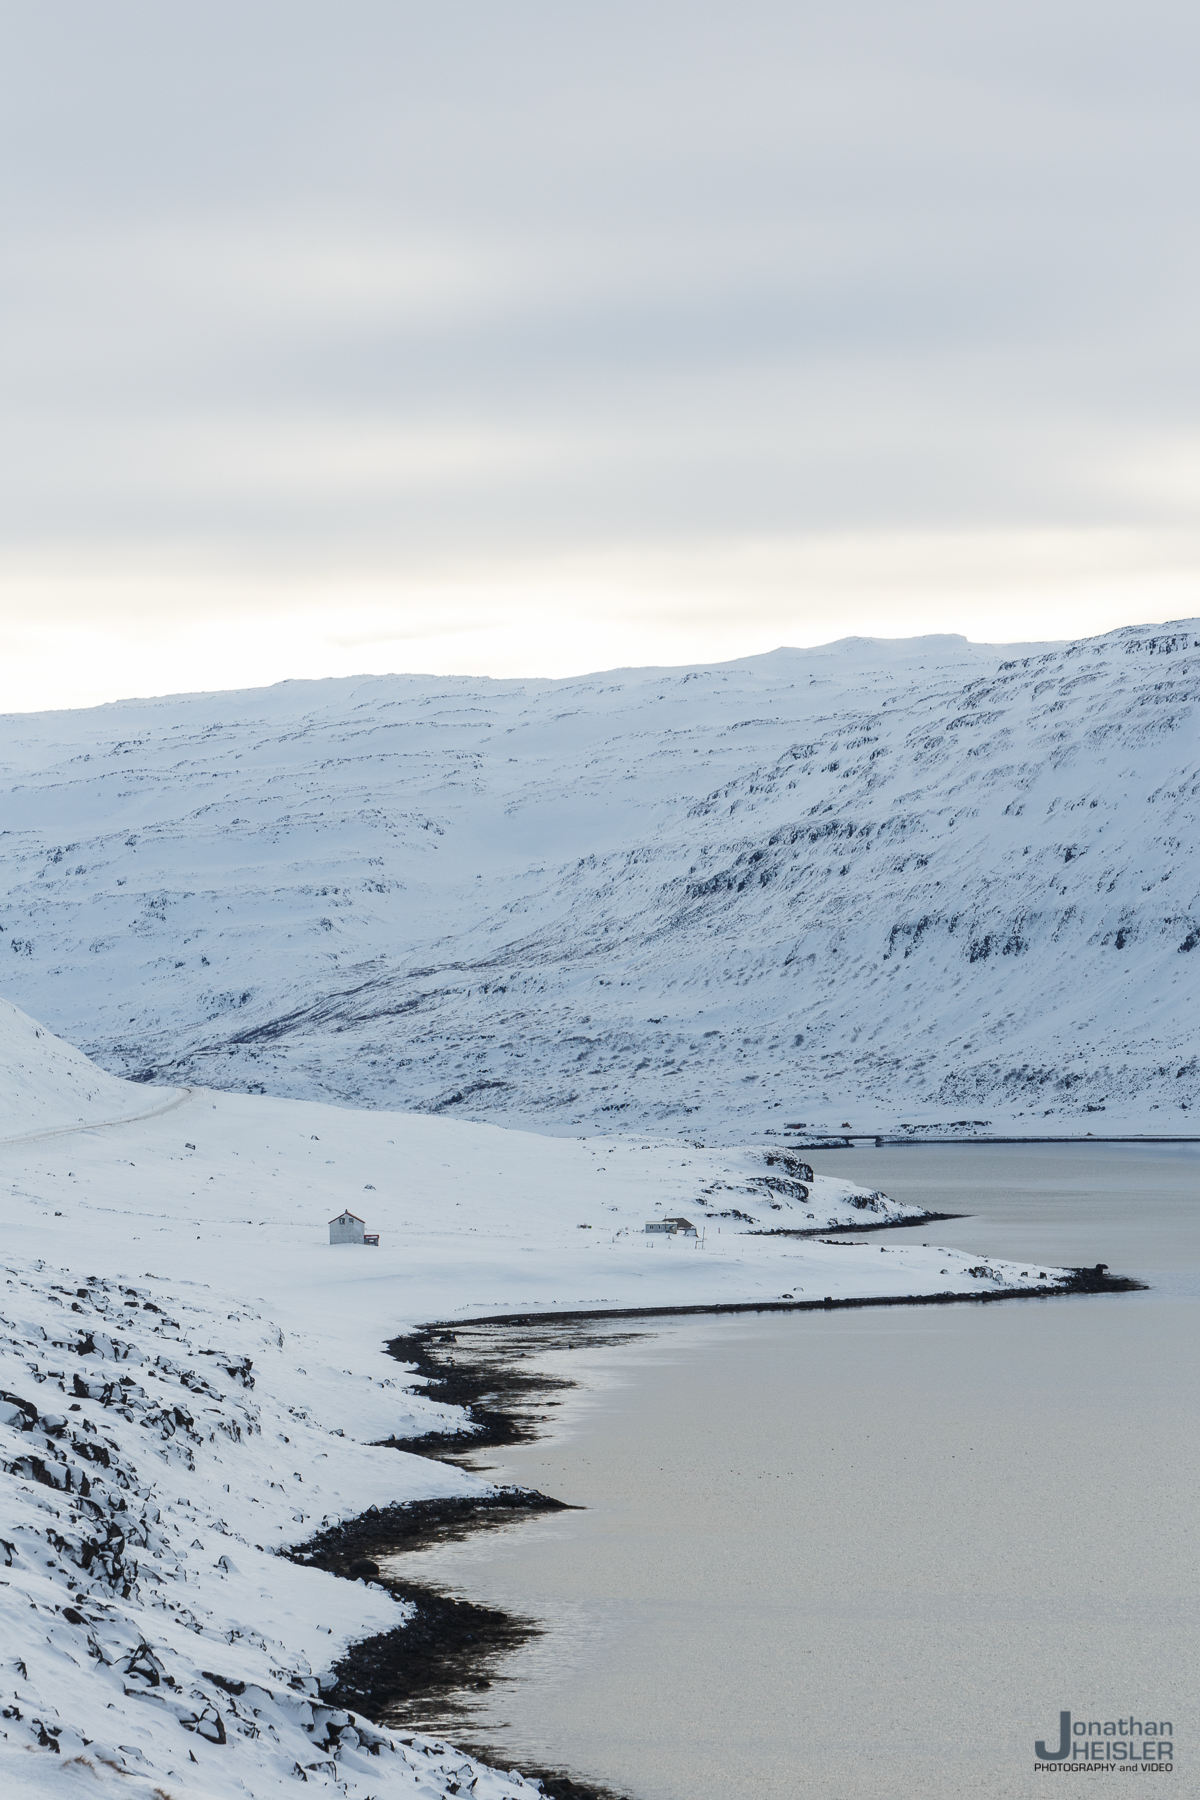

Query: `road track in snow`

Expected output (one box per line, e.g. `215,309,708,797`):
0,1084,193,1150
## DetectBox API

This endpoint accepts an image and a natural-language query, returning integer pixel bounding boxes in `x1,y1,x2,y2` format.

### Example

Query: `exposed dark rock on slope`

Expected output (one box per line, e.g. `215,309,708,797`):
0,622,1196,1134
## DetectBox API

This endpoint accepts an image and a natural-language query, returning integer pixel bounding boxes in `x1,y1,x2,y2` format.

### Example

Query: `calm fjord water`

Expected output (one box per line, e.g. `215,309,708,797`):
390,1145,1199,1799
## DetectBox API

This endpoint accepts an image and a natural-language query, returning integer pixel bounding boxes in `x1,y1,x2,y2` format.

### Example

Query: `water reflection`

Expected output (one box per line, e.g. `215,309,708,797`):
388,1145,1200,1799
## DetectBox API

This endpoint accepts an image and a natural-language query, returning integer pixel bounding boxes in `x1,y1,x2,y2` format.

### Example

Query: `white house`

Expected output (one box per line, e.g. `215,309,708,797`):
645,1216,698,1239
329,1210,379,1246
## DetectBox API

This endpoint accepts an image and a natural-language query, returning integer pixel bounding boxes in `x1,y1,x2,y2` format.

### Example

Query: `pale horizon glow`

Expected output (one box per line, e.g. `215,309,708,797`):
2,554,1194,715
2,2,1198,712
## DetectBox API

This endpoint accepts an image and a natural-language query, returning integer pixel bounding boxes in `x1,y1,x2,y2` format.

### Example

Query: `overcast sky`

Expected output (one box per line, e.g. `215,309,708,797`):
1,1,1198,708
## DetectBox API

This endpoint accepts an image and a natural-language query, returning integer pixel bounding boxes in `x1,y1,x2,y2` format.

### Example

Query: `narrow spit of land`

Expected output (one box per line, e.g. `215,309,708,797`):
439,1264,1144,1329
747,1210,965,1237
789,1134,1200,1147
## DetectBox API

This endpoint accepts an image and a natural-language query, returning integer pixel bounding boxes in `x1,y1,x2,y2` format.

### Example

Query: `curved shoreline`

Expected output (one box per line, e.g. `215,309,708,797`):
294,1460,634,1797
288,1264,1146,1797
429,1265,1146,1330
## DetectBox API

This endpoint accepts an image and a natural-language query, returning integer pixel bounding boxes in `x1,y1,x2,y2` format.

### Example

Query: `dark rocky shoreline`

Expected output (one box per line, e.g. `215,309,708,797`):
435,1265,1146,1330
288,1266,1147,1798
289,1327,637,1799
748,1209,966,1237
285,1492,564,1717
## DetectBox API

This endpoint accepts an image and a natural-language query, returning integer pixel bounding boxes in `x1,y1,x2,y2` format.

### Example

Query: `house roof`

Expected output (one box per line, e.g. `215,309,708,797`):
329,1211,365,1224
663,1216,694,1227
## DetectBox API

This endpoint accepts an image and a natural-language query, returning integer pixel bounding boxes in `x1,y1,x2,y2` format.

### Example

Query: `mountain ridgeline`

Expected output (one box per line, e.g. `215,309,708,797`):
0,622,1196,1135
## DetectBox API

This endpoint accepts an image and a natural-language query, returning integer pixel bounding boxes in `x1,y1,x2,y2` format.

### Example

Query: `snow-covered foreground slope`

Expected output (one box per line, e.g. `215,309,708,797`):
1,1020,1071,1798
3,1072,1052,1347
0,1263,508,1800
1,620,1196,1134
0,997,172,1140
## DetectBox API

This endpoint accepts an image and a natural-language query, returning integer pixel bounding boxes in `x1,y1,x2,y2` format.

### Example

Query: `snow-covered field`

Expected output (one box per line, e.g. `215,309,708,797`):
0,1000,1071,1798
0,620,1196,1136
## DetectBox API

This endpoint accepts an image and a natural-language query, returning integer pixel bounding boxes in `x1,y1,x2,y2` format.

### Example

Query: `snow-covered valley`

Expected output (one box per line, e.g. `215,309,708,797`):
1,620,1196,1137
0,999,1084,1799
0,620,1192,1797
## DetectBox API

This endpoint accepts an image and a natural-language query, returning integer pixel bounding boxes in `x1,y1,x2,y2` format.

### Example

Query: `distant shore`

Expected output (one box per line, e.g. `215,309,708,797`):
788,1133,1200,1148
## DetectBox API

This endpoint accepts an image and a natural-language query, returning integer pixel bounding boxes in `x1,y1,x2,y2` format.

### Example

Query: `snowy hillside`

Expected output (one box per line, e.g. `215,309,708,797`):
0,995,176,1140
0,1018,1070,1799
0,620,1196,1135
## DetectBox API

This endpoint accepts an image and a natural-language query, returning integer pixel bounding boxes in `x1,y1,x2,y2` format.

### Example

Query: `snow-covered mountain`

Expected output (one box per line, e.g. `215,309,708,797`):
1,620,1196,1135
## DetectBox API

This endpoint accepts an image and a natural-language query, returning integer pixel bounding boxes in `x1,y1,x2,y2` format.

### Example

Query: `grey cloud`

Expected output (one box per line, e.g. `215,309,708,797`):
0,0,1198,597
